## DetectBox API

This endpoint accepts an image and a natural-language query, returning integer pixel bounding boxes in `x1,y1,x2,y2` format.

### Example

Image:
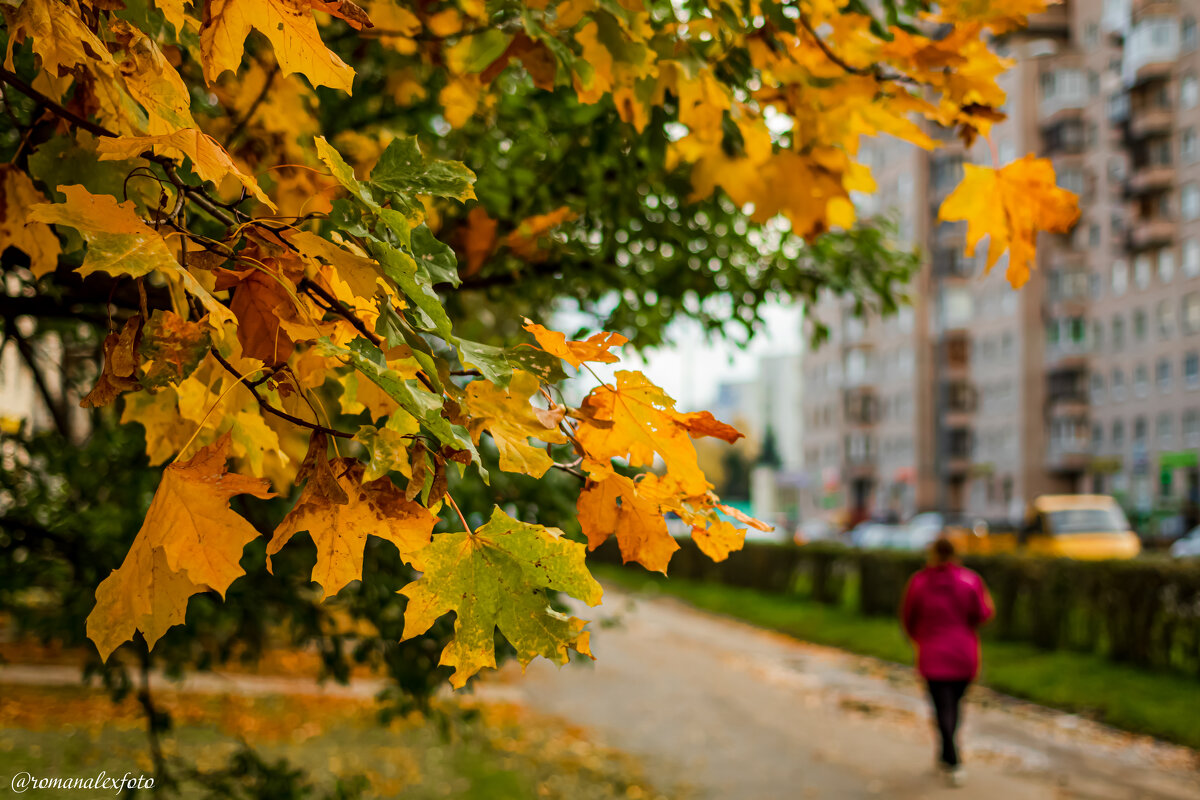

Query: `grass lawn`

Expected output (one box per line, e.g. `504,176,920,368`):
594,564,1200,750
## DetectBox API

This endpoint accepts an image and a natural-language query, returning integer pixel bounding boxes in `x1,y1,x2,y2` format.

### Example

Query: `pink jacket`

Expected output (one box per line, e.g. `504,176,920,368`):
901,563,994,681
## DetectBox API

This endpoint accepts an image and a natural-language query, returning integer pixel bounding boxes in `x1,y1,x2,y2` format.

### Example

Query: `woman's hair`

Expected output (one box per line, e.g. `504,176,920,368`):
932,537,956,563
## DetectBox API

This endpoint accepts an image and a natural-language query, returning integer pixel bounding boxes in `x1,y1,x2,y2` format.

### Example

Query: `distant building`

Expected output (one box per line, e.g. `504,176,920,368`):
800,1,1200,527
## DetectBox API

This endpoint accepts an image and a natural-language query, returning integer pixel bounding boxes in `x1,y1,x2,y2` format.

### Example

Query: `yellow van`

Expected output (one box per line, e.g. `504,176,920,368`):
1021,495,1142,560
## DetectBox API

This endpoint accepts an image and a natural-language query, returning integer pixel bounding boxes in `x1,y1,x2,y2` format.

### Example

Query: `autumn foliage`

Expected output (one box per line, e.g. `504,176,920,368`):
1,0,1077,687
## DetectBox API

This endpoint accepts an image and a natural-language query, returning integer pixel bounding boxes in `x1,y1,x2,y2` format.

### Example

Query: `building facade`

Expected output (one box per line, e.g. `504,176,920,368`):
800,0,1200,527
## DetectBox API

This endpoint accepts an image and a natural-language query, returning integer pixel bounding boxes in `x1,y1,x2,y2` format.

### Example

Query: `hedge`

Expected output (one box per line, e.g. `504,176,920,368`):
591,539,1200,677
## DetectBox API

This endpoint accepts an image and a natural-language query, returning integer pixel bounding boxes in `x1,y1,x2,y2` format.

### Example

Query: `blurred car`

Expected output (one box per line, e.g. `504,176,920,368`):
794,518,837,546
888,522,941,552
850,522,904,549
1170,526,1200,558
1021,495,1141,560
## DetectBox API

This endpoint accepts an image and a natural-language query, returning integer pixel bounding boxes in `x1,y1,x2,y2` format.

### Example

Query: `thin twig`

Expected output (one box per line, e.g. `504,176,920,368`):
227,63,279,145
209,348,354,438
299,279,382,346
796,16,907,83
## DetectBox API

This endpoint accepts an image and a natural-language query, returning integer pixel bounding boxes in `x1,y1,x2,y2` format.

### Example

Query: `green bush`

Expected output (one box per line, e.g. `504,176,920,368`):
594,538,1200,677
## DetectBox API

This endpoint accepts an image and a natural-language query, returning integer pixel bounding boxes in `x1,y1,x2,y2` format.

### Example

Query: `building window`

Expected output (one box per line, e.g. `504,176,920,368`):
1186,239,1200,277
1135,364,1150,397
1186,293,1200,333
1134,308,1148,342
1091,372,1106,403
1112,259,1129,295
1113,314,1126,350
1134,416,1148,448
1132,255,1152,289
1093,319,1104,351
1158,248,1176,282
1158,413,1174,445
1185,74,1200,109
1186,352,1200,388
1183,183,1200,220
1186,17,1199,51
1089,223,1101,247
1112,367,1126,401
1157,357,1172,391
1158,299,1176,338
1185,128,1199,163
1113,419,1125,448
1185,410,1200,445
1059,167,1085,196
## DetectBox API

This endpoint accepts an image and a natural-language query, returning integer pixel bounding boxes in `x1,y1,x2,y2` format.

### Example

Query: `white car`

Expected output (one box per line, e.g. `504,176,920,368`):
1171,526,1200,558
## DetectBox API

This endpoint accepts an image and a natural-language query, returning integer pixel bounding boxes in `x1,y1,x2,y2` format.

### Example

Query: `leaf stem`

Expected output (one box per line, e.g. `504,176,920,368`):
445,492,473,534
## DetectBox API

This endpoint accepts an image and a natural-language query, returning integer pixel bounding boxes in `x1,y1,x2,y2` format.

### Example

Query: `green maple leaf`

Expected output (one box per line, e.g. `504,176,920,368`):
399,507,603,689
370,137,477,210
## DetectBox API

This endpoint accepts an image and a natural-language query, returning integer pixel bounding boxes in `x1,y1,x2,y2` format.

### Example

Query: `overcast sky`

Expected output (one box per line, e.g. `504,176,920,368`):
578,299,804,411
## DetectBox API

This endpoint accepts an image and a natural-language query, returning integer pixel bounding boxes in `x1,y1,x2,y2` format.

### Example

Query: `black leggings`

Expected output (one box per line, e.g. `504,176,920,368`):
926,679,970,767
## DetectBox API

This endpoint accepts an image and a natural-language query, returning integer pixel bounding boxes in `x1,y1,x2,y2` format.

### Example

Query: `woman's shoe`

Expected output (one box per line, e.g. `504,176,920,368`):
946,767,966,788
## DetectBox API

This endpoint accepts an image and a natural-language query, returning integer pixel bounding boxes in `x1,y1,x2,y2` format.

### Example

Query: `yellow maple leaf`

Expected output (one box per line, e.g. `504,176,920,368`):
112,19,197,134
522,319,627,368
690,519,745,563
3,0,115,75
86,434,274,660
268,458,436,598
576,472,678,573
937,155,1080,288
464,371,567,478
0,165,61,278
28,185,178,278
575,370,710,496
96,130,274,209
200,0,360,93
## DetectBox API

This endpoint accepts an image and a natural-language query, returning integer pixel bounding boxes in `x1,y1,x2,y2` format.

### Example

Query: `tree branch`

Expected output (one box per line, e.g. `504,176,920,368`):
299,279,381,346
0,66,111,138
209,348,354,438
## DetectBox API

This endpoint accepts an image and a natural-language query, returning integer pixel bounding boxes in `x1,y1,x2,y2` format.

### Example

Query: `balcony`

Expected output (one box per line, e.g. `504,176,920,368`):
1047,440,1091,473
1039,93,1087,124
1128,106,1174,140
1026,4,1070,35
1128,217,1176,249
1126,164,1174,195
1047,391,1089,418
1044,341,1090,371
843,387,879,427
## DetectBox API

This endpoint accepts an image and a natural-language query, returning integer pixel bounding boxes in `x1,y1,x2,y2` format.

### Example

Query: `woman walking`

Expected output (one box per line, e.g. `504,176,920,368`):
901,537,994,787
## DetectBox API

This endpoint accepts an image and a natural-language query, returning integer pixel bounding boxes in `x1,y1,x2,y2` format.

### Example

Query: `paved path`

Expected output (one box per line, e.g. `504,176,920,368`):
478,586,1200,800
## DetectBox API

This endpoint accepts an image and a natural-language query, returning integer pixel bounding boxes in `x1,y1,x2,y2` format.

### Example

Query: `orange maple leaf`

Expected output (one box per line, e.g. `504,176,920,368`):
87,433,274,660
937,154,1079,288
522,319,628,368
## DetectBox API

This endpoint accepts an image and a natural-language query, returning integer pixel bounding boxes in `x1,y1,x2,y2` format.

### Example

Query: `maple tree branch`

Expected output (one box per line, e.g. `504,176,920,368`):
299,279,382,346
209,348,355,438
552,463,585,480
0,66,111,138
795,16,909,84
0,67,244,229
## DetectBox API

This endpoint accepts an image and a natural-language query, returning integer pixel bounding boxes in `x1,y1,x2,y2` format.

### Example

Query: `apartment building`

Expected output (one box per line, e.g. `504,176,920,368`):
799,0,1200,525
